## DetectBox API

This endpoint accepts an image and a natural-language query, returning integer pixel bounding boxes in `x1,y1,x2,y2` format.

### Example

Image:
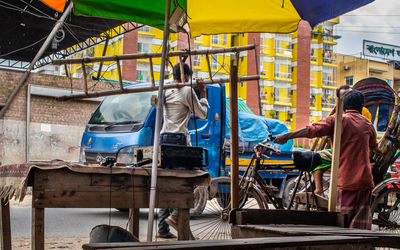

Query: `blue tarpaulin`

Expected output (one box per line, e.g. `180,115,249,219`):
225,111,293,152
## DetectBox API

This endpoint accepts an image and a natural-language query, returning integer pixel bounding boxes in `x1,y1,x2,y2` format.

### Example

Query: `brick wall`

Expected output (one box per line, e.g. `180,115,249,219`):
122,25,138,82
0,68,113,125
0,68,115,164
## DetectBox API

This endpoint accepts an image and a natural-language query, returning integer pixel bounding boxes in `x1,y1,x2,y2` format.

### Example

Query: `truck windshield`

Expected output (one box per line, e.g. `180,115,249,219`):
89,91,156,124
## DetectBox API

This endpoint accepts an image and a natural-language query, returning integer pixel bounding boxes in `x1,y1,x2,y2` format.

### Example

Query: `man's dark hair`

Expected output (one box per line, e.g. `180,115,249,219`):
336,85,351,98
173,63,192,81
343,90,364,113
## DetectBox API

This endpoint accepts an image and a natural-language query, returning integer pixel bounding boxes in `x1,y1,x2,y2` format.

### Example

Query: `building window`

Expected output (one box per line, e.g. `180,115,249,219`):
211,35,219,45
222,34,227,45
387,79,392,86
138,43,150,53
193,55,201,67
136,70,149,82
274,87,280,102
275,64,281,78
275,40,281,53
211,54,218,70
139,25,151,32
345,76,353,86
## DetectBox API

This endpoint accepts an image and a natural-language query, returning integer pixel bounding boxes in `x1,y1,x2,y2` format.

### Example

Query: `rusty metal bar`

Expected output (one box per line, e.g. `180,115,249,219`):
52,45,256,65
179,56,185,83
57,75,259,101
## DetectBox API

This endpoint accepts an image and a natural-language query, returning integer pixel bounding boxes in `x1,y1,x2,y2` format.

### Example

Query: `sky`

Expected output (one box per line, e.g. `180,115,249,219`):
335,0,400,56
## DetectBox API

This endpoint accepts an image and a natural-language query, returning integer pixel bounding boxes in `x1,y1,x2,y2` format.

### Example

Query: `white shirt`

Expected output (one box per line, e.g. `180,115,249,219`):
160,84,209,144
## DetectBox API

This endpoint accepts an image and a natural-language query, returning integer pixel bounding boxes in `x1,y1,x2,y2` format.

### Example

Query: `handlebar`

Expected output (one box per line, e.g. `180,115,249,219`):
254,135,279,153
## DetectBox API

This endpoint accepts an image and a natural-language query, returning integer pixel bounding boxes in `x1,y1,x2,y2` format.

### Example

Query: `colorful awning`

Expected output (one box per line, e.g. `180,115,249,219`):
41,0,374,37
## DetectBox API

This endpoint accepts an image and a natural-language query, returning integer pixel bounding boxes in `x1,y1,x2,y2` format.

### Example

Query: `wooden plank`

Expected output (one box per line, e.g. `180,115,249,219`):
32,207,44,250
329,97,343,212
232,209,344,227
82,235,376,249
230,54,239,209
32,190,193,208
33,169,197,193
0,199,11,250
232,224,400,248
129,208,140,239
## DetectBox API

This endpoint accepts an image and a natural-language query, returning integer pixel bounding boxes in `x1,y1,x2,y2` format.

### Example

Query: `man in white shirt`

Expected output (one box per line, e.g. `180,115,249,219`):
157,63,209,239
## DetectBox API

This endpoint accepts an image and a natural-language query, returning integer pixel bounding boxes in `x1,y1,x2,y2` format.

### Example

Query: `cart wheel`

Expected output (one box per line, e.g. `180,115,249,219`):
371,186,400,231
189,176,268,240
190,186,208,216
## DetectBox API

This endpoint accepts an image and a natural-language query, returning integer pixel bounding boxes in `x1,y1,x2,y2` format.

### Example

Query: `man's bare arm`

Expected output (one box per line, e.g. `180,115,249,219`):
275,128,309,144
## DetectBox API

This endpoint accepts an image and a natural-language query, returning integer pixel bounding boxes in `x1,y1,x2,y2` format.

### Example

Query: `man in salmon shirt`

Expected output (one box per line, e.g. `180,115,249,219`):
275,90,378,229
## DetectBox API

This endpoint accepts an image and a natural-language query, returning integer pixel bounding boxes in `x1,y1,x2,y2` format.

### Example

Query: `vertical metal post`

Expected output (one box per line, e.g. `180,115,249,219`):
147,0,172,242
328,97,343,211
0,2,74,118
253,39,262,116
230,53,239,209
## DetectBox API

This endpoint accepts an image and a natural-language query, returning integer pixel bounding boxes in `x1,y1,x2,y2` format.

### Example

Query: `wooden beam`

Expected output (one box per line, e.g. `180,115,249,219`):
230,54,239,209
57,75,260,101
81,62,88,94
116,60,124,91
178,56,185,83
0,199,11,250
52,45,256,65
32,207,44,250
328,97,343,212
149,58,155,87
205,54,213,81
129,208,140,239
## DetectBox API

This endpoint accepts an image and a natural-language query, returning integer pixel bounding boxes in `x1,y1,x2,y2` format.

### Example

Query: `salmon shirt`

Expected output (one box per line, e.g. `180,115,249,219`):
306,110,377,190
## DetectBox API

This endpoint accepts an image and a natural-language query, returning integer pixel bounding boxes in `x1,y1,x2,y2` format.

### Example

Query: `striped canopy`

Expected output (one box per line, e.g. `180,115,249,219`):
41,0,374,37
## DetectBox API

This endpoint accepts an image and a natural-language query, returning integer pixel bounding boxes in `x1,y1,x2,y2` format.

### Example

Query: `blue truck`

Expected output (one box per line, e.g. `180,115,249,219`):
79,82,298,214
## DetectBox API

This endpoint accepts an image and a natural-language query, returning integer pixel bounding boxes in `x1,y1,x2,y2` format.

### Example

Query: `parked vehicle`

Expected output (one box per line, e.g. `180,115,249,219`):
79,82,297,215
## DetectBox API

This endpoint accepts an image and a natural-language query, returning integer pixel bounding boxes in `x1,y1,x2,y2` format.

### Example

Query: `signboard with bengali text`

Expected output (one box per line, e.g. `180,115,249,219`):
363,40,400,61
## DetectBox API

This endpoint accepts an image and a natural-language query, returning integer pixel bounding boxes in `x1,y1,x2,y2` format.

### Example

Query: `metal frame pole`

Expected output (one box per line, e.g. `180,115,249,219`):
147,0,172,242
0,2,74,118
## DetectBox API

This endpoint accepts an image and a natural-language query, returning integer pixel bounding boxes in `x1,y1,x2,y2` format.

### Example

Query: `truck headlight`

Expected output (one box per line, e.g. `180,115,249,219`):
116,146,136,165
79,147,86,163
117,146,155,165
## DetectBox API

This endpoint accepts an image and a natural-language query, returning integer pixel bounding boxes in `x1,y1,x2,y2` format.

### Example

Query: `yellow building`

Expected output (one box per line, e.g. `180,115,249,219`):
63,19,341,131
337,53,400,91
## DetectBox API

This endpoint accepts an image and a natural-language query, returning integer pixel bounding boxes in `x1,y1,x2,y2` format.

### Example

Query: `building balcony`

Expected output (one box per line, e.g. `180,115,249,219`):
322,79,337,88
323,56,336,64
274,97,292,106
274,72,292,82
275,48,292,57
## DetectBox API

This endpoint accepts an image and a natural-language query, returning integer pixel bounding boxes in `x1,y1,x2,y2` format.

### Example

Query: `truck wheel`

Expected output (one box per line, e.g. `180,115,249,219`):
190,186,208,216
